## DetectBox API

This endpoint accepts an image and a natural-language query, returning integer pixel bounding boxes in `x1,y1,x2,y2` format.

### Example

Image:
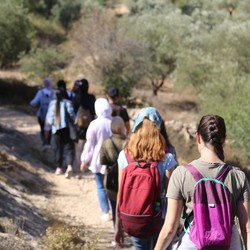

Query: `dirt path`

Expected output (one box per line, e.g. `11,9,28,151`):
0,106,133,249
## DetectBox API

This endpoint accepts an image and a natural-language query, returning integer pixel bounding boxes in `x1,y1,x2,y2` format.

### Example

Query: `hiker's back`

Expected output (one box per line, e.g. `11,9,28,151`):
118,151,162,238
185,164,232,250
39,88,54,121
72,81,96,140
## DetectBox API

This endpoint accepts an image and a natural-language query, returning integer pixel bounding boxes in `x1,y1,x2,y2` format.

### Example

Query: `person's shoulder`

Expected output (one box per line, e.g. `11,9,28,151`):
101,137,110,148
172,165,191,177
87,93,96,100
229,165,247,178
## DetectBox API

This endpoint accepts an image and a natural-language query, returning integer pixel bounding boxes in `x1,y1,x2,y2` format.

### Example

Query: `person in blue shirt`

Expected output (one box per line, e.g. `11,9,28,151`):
45,87,76,178
30,77,55,146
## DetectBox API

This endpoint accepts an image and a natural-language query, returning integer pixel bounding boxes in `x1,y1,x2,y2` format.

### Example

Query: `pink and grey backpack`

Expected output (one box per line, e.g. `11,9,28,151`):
184,164,232,250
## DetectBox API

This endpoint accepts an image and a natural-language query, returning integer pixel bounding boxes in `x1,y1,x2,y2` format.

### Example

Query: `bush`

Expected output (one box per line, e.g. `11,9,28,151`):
51,0,82,31
29,15,66,45
19,46,70,82
41,222,97,250
0,1,31,67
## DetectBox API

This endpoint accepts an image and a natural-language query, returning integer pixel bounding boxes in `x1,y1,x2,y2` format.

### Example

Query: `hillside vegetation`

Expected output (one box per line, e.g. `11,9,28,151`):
0,0,250,162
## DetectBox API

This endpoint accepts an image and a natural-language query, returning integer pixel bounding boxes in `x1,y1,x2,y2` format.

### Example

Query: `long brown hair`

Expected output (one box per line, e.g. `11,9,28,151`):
127,119,165,162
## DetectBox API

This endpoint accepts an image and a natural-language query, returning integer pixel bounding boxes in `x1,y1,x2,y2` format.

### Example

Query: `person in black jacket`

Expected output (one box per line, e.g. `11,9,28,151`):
73,78,96,171
107,86,130,135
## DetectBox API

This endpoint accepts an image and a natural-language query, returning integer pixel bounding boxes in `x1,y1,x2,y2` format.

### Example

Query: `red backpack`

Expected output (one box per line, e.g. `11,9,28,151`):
118,151,162,238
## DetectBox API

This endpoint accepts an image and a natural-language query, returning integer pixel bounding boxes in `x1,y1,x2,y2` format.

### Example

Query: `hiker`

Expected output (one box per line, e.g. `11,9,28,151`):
100,116,127,227
45,87,76,179
73,79,96,171
107,86,130,135
80,98,112,221
57,79,73,100
68,79,82,100
30,76,54,147
154,114,250,250
115,107,178,250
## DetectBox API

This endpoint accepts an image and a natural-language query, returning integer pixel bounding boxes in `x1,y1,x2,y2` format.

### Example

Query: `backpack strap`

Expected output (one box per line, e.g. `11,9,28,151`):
124,149,158,168
124,149,135,164
186,163,232,183
110,138,120,157
185,164,203,182
216,165,232,182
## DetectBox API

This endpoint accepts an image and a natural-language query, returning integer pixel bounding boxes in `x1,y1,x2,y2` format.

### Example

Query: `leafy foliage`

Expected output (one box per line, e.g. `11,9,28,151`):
51,0,82,31
0,0,31,67
127,8,191,95
172,0,250,161
19,47,70,81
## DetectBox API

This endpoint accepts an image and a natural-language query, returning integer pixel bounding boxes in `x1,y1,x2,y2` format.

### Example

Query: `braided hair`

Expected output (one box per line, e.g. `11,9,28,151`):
197,115,226,161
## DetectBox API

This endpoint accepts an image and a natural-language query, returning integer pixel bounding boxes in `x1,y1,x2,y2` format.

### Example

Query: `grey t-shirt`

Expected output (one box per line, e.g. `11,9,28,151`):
167,159,250,220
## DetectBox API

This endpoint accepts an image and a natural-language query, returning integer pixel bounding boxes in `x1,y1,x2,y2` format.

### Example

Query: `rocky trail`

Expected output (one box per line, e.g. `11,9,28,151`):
0,106,133,249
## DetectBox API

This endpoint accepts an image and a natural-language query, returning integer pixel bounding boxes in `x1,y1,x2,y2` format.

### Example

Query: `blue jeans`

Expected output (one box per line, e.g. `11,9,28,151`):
131,236,155,250
131,234,172,250
94,173,109,213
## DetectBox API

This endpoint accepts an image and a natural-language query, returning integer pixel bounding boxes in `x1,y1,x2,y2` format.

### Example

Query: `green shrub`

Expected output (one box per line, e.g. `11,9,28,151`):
0,1,31,67
51,0,82,31
19,46,70,82
29,15,66,45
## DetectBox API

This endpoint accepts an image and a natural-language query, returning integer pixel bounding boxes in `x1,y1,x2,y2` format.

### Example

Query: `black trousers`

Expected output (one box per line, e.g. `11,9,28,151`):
38,117,51,145
53,128,75,168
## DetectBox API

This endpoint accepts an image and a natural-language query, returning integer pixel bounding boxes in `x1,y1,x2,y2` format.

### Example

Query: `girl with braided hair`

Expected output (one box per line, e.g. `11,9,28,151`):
155,114,250,250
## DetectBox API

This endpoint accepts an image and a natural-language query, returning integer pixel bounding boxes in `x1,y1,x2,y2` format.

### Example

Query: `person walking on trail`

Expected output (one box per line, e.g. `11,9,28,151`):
45,87,76,179
30,76,54,147
154,114,250,250
115,107,177,250
80,98,113,221
107,86,130,135
100,116,127,227
73,79,96,171
57,79,73,101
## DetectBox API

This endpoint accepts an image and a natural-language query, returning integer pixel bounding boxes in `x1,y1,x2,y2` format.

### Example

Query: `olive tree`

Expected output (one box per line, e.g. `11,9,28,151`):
127,9,191,95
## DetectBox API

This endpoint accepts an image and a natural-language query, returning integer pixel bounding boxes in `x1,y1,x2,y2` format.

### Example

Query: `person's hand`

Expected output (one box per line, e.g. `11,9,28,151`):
80,162,88,172
114,223,124,248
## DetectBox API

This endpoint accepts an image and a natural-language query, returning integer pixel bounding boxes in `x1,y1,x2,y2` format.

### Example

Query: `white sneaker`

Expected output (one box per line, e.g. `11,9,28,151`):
55,168,63,175
65,165,73,179
100,213,110,221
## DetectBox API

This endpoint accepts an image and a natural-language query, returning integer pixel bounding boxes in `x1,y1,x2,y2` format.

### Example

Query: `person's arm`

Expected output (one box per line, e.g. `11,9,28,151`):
237,201,250,250
154,198,183,250
30,89,41,106
124,121,130,135
80,123,96,171
165,167,175,190
114,164,124,248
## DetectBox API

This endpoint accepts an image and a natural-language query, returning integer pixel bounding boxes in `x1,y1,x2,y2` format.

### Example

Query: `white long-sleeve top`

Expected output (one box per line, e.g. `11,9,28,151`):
81,98,112,174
